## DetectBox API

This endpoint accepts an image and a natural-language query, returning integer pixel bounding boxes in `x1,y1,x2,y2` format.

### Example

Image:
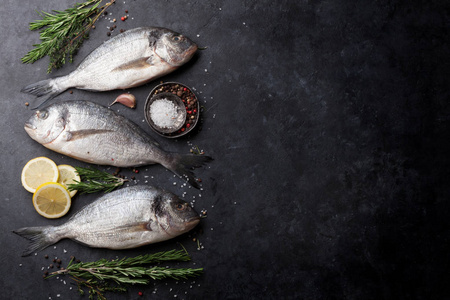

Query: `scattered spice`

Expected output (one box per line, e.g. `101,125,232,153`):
25,102,29,106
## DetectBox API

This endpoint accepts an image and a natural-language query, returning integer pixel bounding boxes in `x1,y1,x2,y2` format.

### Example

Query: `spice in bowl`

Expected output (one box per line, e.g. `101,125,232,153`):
145,82,200,138
146,93,186,134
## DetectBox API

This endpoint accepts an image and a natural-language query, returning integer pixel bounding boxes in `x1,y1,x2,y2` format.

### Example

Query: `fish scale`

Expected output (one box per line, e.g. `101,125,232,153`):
24,100,212,188
14,186,200,256
21,27,198,109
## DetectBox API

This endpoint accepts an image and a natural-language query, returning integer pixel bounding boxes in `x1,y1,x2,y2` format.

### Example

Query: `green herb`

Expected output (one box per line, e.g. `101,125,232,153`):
47,249,203,300
67,167,127,194
22,0,115,73
190,145,205,155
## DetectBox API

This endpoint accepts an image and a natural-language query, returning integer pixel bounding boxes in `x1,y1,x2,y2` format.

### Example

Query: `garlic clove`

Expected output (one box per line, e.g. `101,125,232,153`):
109,93,136,108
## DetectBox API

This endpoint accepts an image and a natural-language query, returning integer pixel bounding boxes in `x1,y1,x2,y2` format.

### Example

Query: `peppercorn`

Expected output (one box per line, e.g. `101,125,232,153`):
125,10,128,13
121,16,125,21
56,259,61,264
138,291,143,296
44,255,49,259
25,102,29,106
104,11,108,15
107,32,111,36
49,264,54,268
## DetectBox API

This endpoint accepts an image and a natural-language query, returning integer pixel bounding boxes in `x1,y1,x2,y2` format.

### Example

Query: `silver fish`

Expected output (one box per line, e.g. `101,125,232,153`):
14,186,200,256
24,100,211,188
22,27,197,108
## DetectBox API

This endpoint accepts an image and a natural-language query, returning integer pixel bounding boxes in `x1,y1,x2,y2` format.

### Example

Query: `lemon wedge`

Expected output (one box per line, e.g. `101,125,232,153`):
57,164,80,197
32,182,71,218
21,157,59,193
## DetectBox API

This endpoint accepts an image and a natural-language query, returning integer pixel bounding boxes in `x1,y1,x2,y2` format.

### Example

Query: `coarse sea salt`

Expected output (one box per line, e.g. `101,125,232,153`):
150,99,178,128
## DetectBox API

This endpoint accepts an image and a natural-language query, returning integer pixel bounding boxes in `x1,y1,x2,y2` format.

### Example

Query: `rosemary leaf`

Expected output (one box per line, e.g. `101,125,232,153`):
67,167,127,194
22,0,115,73
48,249,203,299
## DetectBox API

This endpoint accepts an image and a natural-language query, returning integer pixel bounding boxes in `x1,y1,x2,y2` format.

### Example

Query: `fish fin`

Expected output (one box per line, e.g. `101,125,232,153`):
66,129,113,141
162,153,213,189
21,78,65,110
112,56,154,72
13,226,59,257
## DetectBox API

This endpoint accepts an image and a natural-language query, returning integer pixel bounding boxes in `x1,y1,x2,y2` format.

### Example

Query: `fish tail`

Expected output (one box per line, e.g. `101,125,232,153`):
13,226,61,257
163,153,213,189
21,77,67,109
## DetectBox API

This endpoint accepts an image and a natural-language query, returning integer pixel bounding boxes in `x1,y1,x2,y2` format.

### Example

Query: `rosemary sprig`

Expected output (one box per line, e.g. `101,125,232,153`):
22,0,115,73
48,250,203,299
67,167,127,194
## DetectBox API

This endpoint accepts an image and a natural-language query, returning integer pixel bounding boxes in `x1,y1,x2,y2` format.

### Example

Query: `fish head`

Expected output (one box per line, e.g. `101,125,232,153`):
24,106,66,144
157,192,200,236
154,29,198,67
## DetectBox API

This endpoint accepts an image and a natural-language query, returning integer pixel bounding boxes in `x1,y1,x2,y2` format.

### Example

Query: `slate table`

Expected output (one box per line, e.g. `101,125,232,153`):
1,1,449,299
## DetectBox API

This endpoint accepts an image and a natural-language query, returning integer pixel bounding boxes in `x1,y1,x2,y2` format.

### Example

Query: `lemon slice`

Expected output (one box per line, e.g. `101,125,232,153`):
21,157,59,193
32,182,71,219
58,164,80,197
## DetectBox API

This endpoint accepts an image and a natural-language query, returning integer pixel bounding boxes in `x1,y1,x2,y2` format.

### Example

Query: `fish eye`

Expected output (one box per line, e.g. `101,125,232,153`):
176,203,185,211
172,35,181,42
37,111,48,120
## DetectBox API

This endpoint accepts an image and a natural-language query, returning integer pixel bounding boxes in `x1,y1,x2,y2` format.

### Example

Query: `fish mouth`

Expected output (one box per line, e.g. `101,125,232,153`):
186,215,201,227
24,122,36,131
185,44,198,59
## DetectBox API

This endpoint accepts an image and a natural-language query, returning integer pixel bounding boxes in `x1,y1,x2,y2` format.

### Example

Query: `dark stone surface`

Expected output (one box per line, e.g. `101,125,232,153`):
1,0,449,299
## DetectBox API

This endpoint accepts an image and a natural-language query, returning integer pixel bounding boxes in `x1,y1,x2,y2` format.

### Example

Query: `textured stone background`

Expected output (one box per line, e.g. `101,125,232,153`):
0,0,449,299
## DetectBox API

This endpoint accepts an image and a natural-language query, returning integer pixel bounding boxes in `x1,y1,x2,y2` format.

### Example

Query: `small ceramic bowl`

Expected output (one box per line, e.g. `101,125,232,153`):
145,92,186,134
144,82,200,138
